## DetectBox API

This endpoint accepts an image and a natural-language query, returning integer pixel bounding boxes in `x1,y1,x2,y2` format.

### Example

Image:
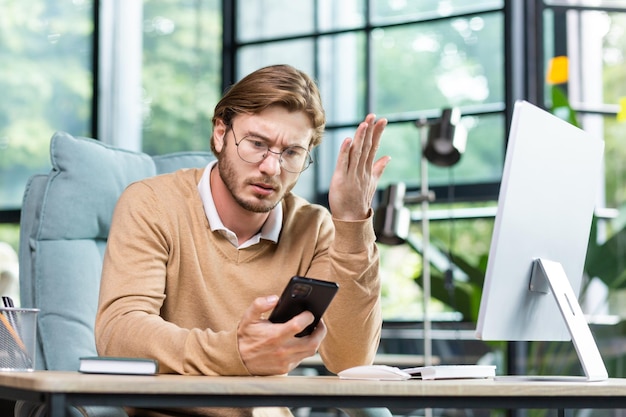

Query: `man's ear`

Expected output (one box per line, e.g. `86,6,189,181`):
213,119,228,154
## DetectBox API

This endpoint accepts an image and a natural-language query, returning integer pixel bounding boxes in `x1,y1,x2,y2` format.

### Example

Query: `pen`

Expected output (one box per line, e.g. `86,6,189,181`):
1,296,19,336
1,296,32,368
2,296,17,329
0,313,27,352
2,297,14,308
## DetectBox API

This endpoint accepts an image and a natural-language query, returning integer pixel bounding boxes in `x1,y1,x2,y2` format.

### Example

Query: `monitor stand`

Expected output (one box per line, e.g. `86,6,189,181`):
497,258,608,382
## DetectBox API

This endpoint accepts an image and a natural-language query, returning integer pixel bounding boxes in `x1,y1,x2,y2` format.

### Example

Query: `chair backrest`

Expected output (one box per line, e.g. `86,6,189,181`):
19,131,214,370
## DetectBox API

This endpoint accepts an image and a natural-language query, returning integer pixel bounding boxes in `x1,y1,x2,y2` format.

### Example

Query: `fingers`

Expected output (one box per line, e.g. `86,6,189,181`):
352,116,374,173
342,114,387,174
366,118,388,169
328,114,390,220
360,114,385,170
372,155,392,181
242,295,279,324
242,296,317,337
336,137,353,175
238,298,323,375
309,318,327,341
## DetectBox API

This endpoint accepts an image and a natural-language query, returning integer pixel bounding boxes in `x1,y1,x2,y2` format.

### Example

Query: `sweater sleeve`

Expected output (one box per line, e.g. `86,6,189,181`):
311,210,383,374
95,181,250,376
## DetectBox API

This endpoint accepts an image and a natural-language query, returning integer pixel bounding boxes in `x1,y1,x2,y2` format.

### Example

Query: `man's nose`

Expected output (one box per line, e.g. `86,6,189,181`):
258,149,282,175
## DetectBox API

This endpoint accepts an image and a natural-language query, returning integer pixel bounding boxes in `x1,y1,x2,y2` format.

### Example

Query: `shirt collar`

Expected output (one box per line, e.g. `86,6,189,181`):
197,160,282,248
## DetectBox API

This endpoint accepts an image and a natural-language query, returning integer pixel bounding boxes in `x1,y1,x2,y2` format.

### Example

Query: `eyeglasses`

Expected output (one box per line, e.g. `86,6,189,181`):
230,125,313,173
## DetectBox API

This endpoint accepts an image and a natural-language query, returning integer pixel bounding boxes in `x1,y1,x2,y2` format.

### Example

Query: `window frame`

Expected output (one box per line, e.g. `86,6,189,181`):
2,0,624,224
0,1,99,224
225,1,513,206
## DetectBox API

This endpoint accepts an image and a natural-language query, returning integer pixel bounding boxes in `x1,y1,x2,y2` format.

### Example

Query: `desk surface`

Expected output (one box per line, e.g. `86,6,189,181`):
3,371,626,396
4,371,626,395
2,371,626,415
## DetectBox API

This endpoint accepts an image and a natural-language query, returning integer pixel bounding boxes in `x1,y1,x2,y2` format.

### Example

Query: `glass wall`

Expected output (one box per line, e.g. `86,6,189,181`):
141,0,222,155
2,0,624,329
0,0,94,211
0,0,94,249
235,0,506,199
540,2,626,301
231,0,626,336
0,0,222,250
553,8,626,212
233,0,506,322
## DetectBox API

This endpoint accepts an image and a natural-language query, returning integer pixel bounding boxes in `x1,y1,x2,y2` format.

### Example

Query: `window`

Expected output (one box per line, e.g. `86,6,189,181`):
0,0,94,213
230,0,507,322
0,0,222,251
229,0,626,325
141,0,222,154
0,0,94,248
99,0,222,154
543,1,626,212
0,0,223,215
2,1,624,321
233,0,506,203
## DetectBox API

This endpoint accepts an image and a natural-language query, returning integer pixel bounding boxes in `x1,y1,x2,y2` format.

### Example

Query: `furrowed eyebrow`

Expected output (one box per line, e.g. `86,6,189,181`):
243,132,270,142
244,131,308,149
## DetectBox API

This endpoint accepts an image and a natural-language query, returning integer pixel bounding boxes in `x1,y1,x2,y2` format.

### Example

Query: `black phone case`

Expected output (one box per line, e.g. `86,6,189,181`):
268,276,339,337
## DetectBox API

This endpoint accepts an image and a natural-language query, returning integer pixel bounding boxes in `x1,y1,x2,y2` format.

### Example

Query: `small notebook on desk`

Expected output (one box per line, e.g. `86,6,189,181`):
79,356,159,375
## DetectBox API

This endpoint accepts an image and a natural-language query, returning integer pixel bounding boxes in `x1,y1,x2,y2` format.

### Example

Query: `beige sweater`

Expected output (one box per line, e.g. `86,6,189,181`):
96,168,382,380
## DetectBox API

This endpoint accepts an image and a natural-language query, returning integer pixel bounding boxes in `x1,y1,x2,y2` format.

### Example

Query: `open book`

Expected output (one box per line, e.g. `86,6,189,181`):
338,364,496,381
405,365,496,380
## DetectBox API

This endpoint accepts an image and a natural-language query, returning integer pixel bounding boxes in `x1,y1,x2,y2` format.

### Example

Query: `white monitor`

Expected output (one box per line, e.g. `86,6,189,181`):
475,100,607,381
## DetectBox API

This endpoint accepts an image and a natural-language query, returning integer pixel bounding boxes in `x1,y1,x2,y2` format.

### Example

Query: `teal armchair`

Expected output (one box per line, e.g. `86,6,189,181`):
17,131,214,417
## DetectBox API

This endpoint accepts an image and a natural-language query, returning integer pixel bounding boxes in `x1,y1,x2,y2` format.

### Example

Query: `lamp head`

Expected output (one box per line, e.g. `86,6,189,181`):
423,108,467,167
374,183,411,245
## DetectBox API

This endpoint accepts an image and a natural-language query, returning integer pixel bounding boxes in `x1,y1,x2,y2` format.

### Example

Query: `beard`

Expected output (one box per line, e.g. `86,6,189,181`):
217,152,292,213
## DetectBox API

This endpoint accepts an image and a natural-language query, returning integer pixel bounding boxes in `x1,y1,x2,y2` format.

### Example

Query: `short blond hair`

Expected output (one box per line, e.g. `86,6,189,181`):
211,65,326,155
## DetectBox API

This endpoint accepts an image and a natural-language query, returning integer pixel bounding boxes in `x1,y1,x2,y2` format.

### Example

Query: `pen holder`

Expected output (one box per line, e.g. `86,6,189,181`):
0,307,39,371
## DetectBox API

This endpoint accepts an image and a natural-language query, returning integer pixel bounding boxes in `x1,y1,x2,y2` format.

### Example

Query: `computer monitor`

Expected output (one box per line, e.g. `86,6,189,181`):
475,100,608,381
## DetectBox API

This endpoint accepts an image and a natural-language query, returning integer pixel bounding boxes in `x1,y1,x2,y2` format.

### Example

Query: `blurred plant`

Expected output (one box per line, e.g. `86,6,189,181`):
586,207,626,291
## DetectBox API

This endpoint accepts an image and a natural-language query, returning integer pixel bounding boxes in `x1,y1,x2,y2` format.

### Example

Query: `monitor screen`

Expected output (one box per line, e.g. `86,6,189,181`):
475,100,607,380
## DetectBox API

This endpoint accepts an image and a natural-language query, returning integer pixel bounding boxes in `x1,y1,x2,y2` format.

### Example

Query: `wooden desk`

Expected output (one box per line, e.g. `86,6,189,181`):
2,371,626,417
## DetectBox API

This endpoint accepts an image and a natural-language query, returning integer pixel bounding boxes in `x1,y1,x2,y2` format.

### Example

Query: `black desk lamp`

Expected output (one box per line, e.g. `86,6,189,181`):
423,107,467,167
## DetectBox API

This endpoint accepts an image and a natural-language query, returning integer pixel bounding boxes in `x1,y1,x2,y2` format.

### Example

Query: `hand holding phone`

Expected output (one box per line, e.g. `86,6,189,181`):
268,276,339,337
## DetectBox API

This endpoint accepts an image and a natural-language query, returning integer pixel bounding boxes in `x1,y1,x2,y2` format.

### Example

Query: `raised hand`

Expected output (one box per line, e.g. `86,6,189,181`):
328,114,391,221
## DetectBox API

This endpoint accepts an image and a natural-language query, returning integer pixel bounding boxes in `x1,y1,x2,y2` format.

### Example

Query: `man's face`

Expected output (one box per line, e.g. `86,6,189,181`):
214,106,313,213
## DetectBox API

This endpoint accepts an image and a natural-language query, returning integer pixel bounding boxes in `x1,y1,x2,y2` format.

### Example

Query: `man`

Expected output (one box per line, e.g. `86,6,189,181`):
95,64,390,416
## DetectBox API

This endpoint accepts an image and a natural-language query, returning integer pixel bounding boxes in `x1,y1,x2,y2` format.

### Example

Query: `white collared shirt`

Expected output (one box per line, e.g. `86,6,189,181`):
197,160,282,249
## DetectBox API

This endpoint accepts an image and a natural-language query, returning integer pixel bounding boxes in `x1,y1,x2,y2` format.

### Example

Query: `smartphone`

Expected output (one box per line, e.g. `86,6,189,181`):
268,276,339,337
